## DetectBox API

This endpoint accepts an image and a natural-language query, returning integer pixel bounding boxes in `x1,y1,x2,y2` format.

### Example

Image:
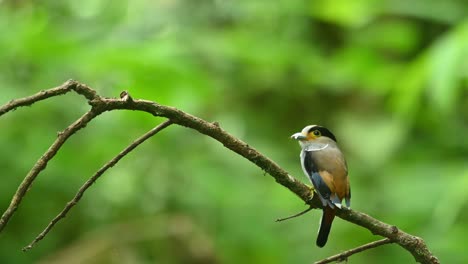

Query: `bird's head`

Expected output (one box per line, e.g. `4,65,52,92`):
291,125,337,148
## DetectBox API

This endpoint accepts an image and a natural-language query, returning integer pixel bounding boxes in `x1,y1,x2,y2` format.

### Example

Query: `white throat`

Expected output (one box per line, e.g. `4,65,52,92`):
303,143,329,152
299,140,331,152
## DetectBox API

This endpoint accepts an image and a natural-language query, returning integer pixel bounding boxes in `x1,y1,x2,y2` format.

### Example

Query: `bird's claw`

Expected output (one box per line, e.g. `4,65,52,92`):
305,185,315,204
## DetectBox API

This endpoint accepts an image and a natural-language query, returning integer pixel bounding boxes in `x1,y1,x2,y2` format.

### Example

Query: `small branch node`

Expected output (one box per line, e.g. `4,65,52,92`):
120,90,133,102
22,245,32,252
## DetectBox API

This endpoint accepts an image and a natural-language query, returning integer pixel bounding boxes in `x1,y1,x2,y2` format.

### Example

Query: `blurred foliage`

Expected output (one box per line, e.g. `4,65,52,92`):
0,0,467,263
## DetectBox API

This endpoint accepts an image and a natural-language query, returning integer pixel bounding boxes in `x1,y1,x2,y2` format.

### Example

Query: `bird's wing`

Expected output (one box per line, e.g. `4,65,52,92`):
301,150,333,207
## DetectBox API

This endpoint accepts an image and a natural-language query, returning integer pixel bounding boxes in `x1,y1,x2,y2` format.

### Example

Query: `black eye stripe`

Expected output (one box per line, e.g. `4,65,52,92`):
307,126,337,142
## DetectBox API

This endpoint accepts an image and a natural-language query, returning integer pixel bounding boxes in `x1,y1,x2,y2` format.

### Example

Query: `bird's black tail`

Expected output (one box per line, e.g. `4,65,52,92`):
316,206,335,247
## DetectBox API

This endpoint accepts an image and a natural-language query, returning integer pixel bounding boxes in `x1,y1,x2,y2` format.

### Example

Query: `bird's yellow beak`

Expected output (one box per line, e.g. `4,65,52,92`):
291,132,307,141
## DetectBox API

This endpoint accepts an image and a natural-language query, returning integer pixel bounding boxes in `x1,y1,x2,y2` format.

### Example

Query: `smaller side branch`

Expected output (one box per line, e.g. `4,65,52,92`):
0,81,74,116
0,109,102,234
0,80,99,117
335,209,439,264
23,120,173,251
315,238,393,264
276,206,313,222
0,80,101,236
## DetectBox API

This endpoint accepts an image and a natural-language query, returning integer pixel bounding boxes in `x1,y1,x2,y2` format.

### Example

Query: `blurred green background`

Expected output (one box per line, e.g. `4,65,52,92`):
1,0,467,263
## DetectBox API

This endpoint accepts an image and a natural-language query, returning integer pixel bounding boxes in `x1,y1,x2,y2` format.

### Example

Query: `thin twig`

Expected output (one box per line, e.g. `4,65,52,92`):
0,81,73,116
314,238,393,264
0,80,100,234
0,80,97,117
0,109,102,234
22,120,172,251
276,207,313,222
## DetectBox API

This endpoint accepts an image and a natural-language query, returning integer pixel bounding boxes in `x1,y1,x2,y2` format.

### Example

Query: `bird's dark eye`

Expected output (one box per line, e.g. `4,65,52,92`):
313,130,321,136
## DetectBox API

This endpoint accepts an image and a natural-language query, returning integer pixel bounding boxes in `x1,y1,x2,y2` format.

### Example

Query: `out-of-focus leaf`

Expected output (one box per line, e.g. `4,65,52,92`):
336,113,406,168
429,20,468,114
309,0,380,27
431,165,468,232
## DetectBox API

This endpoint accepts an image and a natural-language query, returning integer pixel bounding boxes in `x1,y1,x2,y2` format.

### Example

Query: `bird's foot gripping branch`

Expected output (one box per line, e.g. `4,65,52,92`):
0,80,440,264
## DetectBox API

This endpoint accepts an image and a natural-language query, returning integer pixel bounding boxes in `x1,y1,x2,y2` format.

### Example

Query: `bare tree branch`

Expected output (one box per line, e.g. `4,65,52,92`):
0,82,73,116
334,209,439,263
0,80,97,117
315,238,393,264
0,80,440,264
22,120,173,251
0,109,103,234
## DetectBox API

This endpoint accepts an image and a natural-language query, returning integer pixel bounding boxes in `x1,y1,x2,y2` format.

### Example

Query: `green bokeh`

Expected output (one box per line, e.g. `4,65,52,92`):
1,0,467,263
